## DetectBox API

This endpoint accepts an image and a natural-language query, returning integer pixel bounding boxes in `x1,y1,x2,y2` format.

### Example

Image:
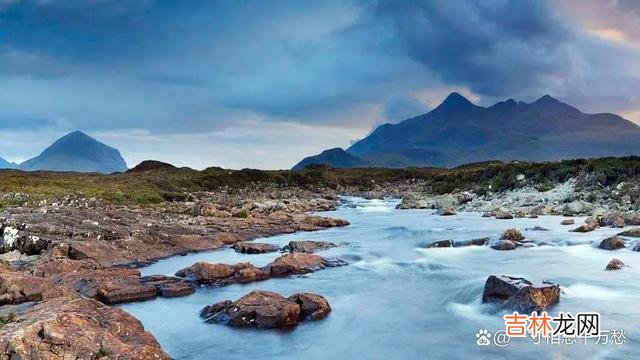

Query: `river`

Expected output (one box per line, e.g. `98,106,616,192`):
121,197,638,359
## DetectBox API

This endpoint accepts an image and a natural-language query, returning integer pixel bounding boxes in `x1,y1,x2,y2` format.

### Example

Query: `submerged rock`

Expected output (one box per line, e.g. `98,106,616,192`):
605,258,625,270
265,253,346,277
200,290,330,328
282,240,337,253
490,240,518,251
482,275,560,313
596,236,625,250
500,228,525,241
454,237,490,247
528,226,549,231
422,239,454,248
561,219,575,225
233,242,279,254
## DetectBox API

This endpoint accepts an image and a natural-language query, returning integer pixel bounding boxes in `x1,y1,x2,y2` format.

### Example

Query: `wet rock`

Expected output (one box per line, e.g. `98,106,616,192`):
571,219,599,233
422,239,454,248
175,262,269,285
0,295,169,359
500,228,525,241
140,275,195,298
454,237,490,247
288,292,331,321
528,226,549,231
619,228,640,238
482,275,560,313
494,209,514,220
490,240,518,251
528,214,539,219
233,242,279,254
282,240,337,253
265,253,346,277
200,290,301,328
596,235,625,250
605,258,625,270
561,219,575,225
436,207,456,216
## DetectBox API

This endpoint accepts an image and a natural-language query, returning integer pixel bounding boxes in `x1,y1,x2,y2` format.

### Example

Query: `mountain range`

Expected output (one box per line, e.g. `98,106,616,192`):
0,131,128,174
294,93,640,169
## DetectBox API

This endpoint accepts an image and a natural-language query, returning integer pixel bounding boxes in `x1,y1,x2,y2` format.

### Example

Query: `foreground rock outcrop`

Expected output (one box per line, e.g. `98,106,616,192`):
482,275,560,313
0,290,169,359
200,290,330,328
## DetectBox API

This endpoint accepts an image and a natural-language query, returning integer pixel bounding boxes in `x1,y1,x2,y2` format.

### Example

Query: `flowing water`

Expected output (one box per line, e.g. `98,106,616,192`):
121,197,639,359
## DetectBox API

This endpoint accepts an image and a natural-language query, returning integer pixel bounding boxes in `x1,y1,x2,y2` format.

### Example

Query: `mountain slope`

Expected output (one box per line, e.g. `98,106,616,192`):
18,131,128,173
0,157,17,169
300,92,640,168
292,148,368,170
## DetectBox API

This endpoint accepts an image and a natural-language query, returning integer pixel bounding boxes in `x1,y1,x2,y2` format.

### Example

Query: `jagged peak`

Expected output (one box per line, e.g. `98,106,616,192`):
434,92,476,111
533,94,561,105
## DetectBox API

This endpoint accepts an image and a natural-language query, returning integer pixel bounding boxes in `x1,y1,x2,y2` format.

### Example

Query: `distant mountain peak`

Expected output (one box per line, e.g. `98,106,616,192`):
292,147,368,171
534,94,561,105
436,92,475,111
17,130,128,173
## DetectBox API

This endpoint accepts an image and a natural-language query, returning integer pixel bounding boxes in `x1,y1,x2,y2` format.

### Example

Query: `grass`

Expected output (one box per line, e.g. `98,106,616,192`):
1,156,639,205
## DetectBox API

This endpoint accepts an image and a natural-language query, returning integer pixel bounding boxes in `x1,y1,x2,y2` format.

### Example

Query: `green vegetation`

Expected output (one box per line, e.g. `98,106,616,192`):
0,312,17,328
1,156,640,205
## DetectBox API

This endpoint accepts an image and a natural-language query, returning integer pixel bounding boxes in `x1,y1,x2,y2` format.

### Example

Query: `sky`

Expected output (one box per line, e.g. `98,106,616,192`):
1,0,640,169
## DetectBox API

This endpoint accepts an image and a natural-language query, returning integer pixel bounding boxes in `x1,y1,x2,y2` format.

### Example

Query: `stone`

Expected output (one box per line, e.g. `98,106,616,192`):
200,290,301,328
494,209,514,220
265,253,346,277
454,237,490,247
175,262,269,285
233,242,279,254
0,266,53,305
423,239,454,248
482,275,560,313
436,207,456,216
619,228,640,238
282,240,337,253
490,240,518,251
561,219,575,225
571,220,599,233
288,292,331,321
596,236,625,250
500,228,525,241
605,258,625,270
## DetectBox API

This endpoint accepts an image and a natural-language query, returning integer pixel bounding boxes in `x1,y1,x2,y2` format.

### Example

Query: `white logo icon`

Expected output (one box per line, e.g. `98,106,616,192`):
476,329,491,346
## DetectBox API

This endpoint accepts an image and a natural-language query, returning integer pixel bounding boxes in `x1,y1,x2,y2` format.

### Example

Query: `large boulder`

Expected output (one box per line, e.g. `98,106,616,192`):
571,219,599,233
0,266,53,305
561,200,593,216
422,239,454,248
200,290,301,328
482,275,560,313
288,293,332,320
175,262,269,285
494,208,514,220
435,208,456,216
561,219,575,225
490,240,519,251
0,295,169,359
596,236,625,250
282,240,337,253
265,253,346,277
233,242,279,254
454,237,490,247
619,228,640,238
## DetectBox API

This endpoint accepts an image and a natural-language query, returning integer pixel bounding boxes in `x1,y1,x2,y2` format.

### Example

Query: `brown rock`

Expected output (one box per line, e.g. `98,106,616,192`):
283,240,337,253
482,275,560,313
619,228,640,238
436,207,456,216
140,275,196,298
500,228,525,241
0,266,53,305
605,258,625,270
200,290,301,328
0,296,169,359
233,242,279,254
571,219,599,233
494,209,514,219
266,253,347,277
561,219,575,225
175,262,269,285
597,235,625,250
288,292,331,320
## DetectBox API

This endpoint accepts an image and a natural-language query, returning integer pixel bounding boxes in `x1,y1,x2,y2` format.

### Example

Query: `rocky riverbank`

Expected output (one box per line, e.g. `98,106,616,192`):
0,188,348,358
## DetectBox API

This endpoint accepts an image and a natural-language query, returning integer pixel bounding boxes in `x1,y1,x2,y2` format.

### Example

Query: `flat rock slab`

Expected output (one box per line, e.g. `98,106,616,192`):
233,242,280,254
282,240,337,253
265,253,347,277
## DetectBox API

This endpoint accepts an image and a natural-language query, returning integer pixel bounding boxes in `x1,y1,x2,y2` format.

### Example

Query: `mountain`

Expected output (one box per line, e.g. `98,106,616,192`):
0,157,17,169
292,148,369,170
295,92,640,169
18,131,128,173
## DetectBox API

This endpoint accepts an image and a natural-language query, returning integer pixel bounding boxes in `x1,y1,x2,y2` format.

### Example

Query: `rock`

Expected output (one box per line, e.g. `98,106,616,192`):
619,228,640,238
0,223,51,255
265,253,346,277
287,292,332,321
0,266,53,305
561,219,575,225
200,290,301,328
0,295,169,359
423,239,454,248
435,207,456,216
482,275,560,313
494,208,513,220
528,214,539,219
454,237,489,247
611,217,626,228
282,240,337,253
490,240,518,250
528,226,549,231
500,228,525,241
596,235,625,250
233,242,279,254
562,200,593,216
140,275,195,298
571,220,599,233
605,258,625,270
482,212,492,218
175,262,269,285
